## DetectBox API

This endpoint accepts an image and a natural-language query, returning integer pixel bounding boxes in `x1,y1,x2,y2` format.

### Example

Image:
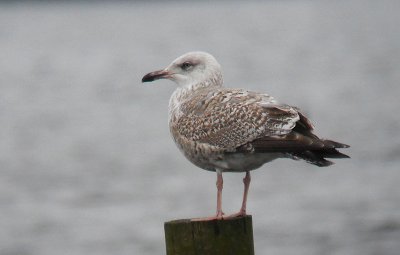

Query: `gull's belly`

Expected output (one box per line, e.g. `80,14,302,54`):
210,152,282,172
171,128,282,172
171,131,224,171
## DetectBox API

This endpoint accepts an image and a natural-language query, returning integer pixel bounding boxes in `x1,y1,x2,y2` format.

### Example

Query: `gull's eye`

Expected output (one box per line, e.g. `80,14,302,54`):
180,62,193,71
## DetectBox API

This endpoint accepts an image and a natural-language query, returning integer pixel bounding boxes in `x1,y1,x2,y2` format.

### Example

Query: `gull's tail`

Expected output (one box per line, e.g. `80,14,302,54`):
246,111,350,167
289,140,350,167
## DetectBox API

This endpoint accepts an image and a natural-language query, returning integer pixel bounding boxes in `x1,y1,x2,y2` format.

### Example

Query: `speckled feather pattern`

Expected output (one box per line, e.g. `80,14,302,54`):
168,79,301,171
176,88,299,148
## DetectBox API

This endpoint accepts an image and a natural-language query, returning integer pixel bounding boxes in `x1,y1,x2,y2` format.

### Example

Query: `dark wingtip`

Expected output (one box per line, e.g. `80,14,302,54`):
321,149,350,159
336,142,350,148
324,140,350,149
317,160,335,167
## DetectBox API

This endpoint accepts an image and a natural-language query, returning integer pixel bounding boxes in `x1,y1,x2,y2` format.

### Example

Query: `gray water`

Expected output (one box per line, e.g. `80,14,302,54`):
1,1,400,254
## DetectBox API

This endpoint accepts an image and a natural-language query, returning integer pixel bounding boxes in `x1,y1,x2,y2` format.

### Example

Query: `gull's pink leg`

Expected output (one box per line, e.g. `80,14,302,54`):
216,171,224,219
227,171,251,218
240,171,251,214
191,170,224,221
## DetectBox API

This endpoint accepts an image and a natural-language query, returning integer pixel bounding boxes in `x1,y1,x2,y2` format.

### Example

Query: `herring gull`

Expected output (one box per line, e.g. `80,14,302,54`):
142,51,349,220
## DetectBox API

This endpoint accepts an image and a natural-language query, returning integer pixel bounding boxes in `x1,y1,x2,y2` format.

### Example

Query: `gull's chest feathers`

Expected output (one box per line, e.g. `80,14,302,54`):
168,85,226,171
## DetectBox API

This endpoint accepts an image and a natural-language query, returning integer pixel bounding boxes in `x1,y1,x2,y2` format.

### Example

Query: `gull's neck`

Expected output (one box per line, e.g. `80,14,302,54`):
168,73,223,118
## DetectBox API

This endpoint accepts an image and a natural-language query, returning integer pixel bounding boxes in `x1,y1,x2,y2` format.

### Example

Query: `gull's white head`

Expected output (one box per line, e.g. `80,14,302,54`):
142,51,223,87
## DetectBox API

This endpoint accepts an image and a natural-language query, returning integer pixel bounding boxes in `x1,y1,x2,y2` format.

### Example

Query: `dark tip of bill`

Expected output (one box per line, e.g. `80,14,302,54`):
142,73,155,83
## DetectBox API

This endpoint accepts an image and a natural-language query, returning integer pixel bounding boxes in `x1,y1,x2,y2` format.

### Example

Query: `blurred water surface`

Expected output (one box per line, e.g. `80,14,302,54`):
1,1,400,255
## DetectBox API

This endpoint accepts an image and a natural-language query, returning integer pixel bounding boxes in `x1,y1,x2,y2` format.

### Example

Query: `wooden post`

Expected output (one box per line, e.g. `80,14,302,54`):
164,215,254,255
